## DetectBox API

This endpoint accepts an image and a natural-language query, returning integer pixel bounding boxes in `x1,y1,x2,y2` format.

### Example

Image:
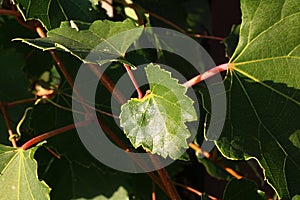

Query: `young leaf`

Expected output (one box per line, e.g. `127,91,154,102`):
120,64,197,159
215,0,300,199
14,19,144,65
12,0,106,30
0,144,51,199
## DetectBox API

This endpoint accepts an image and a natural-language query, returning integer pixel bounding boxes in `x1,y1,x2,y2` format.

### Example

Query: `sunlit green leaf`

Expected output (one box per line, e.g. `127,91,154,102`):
120,64,197,159
14,19,143,65
0,144,51,199
215,0,300,199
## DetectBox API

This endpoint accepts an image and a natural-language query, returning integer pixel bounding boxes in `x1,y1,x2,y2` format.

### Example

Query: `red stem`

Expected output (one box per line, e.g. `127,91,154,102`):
0,103,17,147
21,120,90,150
149,154,182,200
0,9,21,17
123,63,143,99
87,63,128,104
6,98,37,107
183,63,229,88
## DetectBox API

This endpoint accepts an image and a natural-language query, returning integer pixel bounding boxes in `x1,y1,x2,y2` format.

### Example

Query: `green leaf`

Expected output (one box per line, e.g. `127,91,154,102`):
120,64,197,159
196,157,231,181
14,19,143,65
12,0,106,30
215,0,300,199
223,178,267,200
0,48,31,102
293,195,300,200
0,144,51,199
74,186,129,200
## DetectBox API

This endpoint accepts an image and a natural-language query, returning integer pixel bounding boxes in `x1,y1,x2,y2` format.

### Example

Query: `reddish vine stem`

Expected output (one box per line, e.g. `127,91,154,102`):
110,0,224,41
0,103,17,147
174,182,219,200
35,27,91,115
21,120,90,150
183,63,230,88
98,117,167,195
123,63,143,99
149,154,182,200
6,97,37,107
0,9,21,17
86,63,127,104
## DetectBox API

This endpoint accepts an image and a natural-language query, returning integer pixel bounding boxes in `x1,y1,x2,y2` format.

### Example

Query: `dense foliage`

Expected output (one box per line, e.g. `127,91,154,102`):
0,0,299,199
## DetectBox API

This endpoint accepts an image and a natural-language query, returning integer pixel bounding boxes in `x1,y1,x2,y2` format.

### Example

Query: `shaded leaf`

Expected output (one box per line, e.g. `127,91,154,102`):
0,144,50,199
120,64,197,159
223,178,267,200
222,24,240,58
196,157,231,181
12,0,106,30
14,19,143,65
215,0,300,199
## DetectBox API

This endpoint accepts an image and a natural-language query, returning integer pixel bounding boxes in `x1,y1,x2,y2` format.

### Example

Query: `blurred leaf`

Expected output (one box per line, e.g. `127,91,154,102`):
215,0,300,199
0,144,51,199
120,64,197,159
223,178,267,200
12,0,107,30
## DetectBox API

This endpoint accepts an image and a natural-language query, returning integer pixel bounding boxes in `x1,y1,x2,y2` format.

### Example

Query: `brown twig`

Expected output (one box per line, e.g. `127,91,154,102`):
6,97,37,107
110,0,224,41
86,63,127,104
0,9,21,17
0,103,17,147
123,63,143,99
35,27,91,115
149,154,182,200
174,182,219,200
98,117,168,195
189,142,243,179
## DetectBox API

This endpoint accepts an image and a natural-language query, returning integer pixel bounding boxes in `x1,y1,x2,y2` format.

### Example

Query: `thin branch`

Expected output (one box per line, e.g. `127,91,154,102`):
35,27,91,115
111,0,224,41
123,63,143,99
6,97,37,107
174,182,219,200
183,63,229,88
21,120,90,150
0,103,17,147
0,9,21,17
86,63,127,104
98,117,168,195
189,142,243,179
149,154,182,200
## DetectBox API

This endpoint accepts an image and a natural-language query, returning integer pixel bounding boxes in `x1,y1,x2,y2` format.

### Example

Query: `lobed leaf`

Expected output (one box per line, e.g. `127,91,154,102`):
120,64,197,159
0,144,51,199
14,19,144,65
215,0,300,199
